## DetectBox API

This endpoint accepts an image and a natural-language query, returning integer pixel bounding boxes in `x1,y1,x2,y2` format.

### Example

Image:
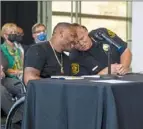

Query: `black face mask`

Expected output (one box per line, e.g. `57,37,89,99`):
16,35,23,43
8,34,17,42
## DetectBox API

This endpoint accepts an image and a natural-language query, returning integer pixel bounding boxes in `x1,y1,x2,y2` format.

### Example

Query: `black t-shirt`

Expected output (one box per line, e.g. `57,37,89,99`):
70,28,127,76
24,41,71,78
70,48,104,76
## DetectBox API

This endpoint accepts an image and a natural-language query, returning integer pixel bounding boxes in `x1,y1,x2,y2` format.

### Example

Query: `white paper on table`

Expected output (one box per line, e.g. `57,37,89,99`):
51,76,84,80
90,79,133,84
81,75,100,78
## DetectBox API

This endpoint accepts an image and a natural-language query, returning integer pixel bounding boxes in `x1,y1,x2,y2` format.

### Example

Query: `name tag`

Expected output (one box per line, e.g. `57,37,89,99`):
92,65,98,71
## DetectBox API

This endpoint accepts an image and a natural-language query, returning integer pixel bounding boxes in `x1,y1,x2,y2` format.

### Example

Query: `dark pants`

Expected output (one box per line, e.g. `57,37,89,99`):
1,77,23,98
1,85,14,114
1,77,24,123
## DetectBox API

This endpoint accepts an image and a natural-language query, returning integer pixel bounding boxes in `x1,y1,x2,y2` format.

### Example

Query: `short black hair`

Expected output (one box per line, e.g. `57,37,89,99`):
52,22,72,35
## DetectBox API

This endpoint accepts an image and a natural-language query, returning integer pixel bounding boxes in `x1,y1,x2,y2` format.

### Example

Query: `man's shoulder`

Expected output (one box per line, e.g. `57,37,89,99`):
70,49,85,61
25,41,52,60
28,41,50,52
87,41,100,53
31,41,49,48
70,49,80,57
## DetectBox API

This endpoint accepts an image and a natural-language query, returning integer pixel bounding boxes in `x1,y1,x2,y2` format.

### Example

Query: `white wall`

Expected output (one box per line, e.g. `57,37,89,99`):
131,2,143,72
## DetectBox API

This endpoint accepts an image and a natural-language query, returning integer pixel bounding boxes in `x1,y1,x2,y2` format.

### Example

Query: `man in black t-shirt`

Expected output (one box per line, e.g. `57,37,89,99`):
24,22,76,85
70,24,132,76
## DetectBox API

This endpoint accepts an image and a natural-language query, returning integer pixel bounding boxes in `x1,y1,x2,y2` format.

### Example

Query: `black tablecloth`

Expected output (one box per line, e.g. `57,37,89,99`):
22,74,143,129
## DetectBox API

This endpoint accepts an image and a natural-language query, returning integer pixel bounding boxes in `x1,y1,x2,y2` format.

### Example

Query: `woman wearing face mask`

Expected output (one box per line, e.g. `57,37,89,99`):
0,23,23,78
1,24,24,124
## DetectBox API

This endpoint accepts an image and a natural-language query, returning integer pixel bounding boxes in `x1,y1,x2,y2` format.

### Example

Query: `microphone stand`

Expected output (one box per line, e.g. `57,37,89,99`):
100,44,119,79
108,44,111,74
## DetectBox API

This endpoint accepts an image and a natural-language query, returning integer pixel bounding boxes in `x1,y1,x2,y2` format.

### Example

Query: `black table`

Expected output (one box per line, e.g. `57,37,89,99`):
22,74,143,129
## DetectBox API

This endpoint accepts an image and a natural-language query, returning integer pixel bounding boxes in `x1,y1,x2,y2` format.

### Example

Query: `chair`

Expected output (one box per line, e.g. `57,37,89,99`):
5,79,26,129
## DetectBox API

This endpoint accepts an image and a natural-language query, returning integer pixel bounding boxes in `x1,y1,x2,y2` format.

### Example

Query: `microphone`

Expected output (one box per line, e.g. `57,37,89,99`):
90,29,123,53
89,28,120,79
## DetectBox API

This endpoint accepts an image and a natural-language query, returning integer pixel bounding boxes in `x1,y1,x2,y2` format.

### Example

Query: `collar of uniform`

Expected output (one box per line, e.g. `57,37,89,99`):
88,40,99,52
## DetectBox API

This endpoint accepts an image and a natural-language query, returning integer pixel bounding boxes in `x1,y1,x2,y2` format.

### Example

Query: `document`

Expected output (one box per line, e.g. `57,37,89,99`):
81,75,100,78
51,76,84,80
90,79,133,84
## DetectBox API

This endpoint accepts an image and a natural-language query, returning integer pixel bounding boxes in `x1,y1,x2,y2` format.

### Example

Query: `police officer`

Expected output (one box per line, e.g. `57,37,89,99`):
24,22,76,85
70,23,132,76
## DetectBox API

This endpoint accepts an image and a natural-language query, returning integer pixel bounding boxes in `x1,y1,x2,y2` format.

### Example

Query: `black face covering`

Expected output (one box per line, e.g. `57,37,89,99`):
16,35,23,43
8,34,17,42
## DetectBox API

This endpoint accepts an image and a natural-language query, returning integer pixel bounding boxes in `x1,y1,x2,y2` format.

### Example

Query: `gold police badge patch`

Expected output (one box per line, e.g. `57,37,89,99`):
71,63,79,75
107,29,116,38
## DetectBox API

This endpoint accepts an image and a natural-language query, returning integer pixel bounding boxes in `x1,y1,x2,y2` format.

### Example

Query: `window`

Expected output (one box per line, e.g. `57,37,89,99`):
52,16,72,31
51,1,131,42
52,1,75,12
80,1,129,41
81,2,127,17
81,18,127,41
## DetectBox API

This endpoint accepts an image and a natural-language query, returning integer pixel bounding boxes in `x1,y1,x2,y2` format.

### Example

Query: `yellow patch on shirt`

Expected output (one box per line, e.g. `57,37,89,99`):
71,63,79,75
107,29,116,38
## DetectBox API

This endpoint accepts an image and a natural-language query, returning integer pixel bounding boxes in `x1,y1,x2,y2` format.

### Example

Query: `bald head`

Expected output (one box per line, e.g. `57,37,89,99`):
51,22,77,52
52,22,73,35
17,26,24,35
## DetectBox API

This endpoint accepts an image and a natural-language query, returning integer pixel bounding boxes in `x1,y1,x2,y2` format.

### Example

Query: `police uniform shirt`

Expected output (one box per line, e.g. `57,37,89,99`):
24,41,71,78
88,28,127,68
70,48,105,76
70,28,127,76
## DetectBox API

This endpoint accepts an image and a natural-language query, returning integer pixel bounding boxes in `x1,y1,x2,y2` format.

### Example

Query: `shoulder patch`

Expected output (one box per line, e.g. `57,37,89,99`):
107,29,116,38
103,44,110,52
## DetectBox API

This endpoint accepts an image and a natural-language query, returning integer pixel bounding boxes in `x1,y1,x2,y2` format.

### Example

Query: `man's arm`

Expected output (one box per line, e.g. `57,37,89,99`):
24,67,40,85
104,28,132,74
1,65,5,79
96,47,132,75
115,48,132,75
23,44,46,85
97,64,118,75
120,48,132,68
98,48,132,75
